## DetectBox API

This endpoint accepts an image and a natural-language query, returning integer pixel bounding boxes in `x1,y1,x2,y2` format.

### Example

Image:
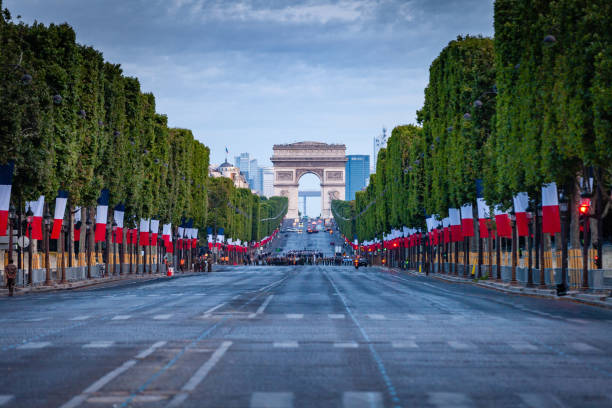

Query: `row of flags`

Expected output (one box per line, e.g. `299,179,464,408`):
206,228,279,252
0,171,200,253
345,182,562,251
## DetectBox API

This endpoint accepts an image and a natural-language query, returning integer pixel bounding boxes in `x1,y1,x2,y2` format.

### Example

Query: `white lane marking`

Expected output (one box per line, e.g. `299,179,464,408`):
392,341,418,349
166,341,232,408
202,303,226,318
111,315,131,320
519,393,567,408
447,341,471,350
273,341,298,348
508,342,538,351
334,342,358,348
26,317,47,322
342,392,383,408
256,295,274,314
566,318,589,325
328,314,345,319
136,341,167,359
70,315,91,321
0,395,14,406
17,342,50,350
250,392,294,408
83,341,114,349
428,392,473,408
405,314,425,320
153,314,173,320
570,342,600,352
87,395,167,403
59,359,137,408
285,314,303,319
367,314,386,320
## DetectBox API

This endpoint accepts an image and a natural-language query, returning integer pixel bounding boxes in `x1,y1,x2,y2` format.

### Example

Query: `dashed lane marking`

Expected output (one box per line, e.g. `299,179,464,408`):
334,342,358,348
367,314,386,320
285,314,303,319
153,314,173,320
428,392,473,408
273,341,299,348
0,395,14,406
83,341,114,349
447,341,471,350
250,392,294,408
508,342,538,351
17,342,50,350
519,393,566,408
328,314,345,319
70,315,91,321
166,341,232,407
342,392,383,408
59,359,137,408
392,341,418,349
405,314,425,320
570,342,600,353
111,315,131,320
202,303,226,318
136,341,167,359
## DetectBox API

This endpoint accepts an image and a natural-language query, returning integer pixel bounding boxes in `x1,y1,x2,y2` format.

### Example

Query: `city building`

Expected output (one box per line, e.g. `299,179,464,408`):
261,167,274,198
345,155,370,200
234,153,252,180
210,161,250,189
249,158,260,192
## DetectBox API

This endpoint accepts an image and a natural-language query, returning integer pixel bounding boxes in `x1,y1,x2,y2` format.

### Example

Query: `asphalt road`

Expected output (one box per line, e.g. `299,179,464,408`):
1,232,612,407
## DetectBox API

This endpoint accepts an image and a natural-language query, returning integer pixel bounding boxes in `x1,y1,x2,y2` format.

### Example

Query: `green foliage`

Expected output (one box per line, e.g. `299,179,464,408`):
0,12,286,243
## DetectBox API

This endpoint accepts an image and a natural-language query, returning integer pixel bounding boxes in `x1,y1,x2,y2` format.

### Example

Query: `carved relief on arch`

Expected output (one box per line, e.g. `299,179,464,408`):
296,168,323,181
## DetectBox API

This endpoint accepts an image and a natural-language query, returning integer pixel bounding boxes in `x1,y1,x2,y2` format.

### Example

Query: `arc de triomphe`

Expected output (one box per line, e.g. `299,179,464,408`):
271,142,347,220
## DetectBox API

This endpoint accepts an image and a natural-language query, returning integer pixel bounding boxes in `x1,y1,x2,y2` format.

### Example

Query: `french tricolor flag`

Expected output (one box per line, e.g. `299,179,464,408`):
74,207,81,242
139,218,150,246
162,223,173,253
150,219,159,246
51,190,68,240
542,182,561,235
476,198,490,238
494,205,512,238
113,204,125,244
442,218,450,243
178,226,184,249
449,208,463,242
0,162,14,236
94,189,109,242
513,192,529,237
26,196,44,240
460,203,474,237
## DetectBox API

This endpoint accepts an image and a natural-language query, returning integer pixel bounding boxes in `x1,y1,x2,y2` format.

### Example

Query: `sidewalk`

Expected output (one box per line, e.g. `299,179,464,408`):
0,270,212,297
391,267,612,310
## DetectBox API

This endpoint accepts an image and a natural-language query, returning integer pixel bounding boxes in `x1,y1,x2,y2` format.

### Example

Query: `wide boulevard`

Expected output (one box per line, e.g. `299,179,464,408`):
1,227,611,408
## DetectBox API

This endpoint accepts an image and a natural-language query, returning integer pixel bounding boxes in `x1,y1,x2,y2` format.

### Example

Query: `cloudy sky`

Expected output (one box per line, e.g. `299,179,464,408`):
8,0,493,215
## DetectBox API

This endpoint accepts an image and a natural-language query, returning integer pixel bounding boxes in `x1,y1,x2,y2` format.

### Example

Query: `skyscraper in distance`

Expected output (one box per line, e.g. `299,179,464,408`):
345,155,370,201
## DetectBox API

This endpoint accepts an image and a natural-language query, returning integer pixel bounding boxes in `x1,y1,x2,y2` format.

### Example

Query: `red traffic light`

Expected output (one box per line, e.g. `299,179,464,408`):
579,198,591,215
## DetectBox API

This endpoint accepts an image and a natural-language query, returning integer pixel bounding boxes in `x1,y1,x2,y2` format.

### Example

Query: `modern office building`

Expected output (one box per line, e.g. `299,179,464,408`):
261,167,274,198
249,158,259,192
345,155,370,200
234,153,251,180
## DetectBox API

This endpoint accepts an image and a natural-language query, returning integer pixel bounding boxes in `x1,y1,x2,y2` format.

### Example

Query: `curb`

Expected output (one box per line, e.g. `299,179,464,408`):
387,267,612,310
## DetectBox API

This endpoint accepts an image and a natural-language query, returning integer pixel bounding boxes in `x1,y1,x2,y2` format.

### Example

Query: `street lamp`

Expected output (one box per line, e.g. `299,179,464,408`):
86,215,92,279
43,208,52,285
557,188,569,295
25,206,33,285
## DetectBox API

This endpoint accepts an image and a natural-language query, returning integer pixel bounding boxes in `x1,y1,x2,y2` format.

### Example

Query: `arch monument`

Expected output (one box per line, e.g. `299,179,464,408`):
271,142,347,220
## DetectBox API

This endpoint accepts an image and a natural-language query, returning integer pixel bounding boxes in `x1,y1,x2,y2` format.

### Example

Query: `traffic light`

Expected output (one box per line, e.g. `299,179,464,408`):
578,198,591,215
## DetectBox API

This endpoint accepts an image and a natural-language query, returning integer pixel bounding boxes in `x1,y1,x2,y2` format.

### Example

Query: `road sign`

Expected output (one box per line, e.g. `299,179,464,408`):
17,236,30,248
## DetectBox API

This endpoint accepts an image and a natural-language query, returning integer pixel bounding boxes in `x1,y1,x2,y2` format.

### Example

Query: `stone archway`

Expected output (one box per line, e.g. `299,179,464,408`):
271,142,346,220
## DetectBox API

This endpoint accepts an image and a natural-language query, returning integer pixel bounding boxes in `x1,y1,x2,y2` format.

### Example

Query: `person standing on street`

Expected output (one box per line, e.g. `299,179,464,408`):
5,259,17,297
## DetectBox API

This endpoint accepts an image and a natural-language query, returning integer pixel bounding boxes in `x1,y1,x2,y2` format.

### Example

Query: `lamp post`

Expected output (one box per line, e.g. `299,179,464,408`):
509,210,518,285
557,188,569,295
525,202,534,288
86,214,92,279
578,170,593,291
8,204,15,265
60,223,67,284
26,207,33,285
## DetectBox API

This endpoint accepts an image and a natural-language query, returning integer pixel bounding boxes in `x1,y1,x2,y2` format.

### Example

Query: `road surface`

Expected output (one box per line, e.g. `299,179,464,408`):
1,232,611,407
